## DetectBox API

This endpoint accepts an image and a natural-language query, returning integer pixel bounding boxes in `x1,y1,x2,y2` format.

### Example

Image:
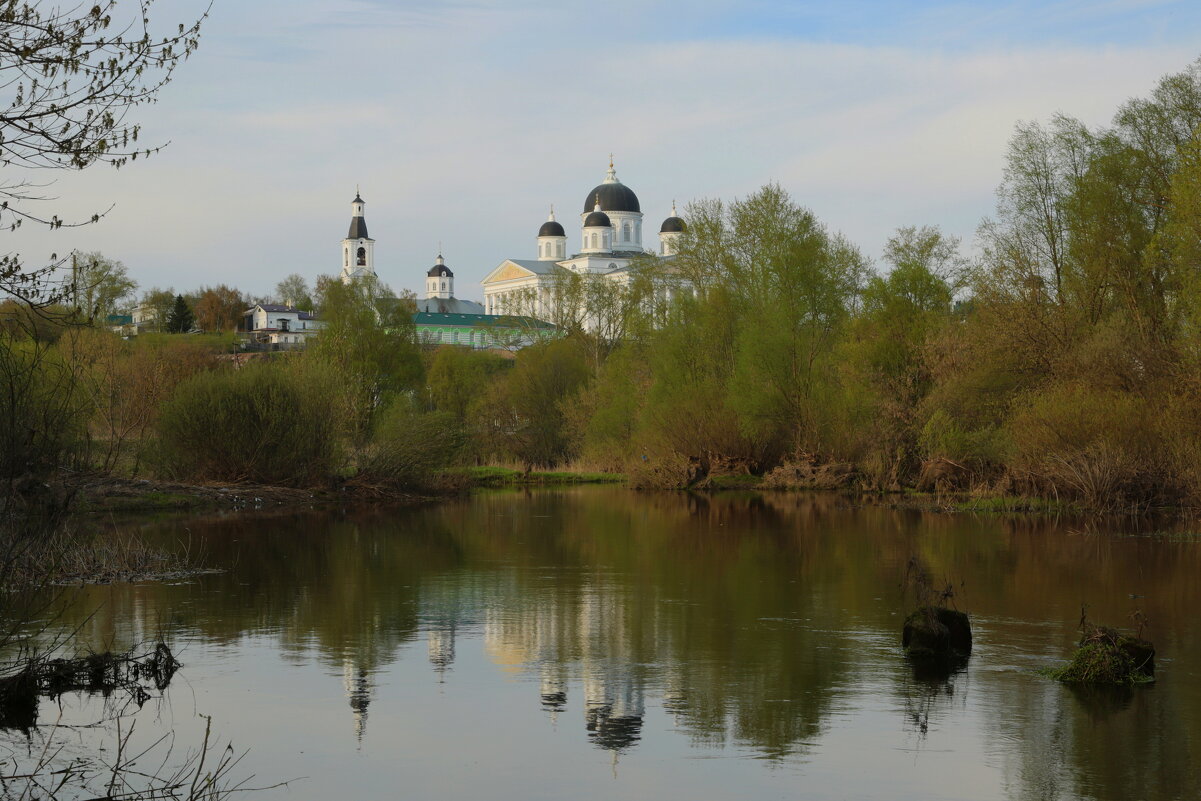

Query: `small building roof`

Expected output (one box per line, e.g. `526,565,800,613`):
413,311,556,329
415,297,485,314
248,304,317,319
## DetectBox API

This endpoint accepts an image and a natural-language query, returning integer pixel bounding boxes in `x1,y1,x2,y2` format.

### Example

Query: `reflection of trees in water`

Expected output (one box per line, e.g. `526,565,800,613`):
898,655,969,745
58,490,1201,787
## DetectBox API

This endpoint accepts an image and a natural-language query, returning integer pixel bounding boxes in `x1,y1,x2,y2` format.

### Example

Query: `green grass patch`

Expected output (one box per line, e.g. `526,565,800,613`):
704,474,764,489
76,491,205,513
1041,624,1156,686
451,466,626,487
950,495,1078,514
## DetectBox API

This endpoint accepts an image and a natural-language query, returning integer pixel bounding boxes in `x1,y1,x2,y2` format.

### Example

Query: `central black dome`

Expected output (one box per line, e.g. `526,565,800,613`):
584,182,640,214
427,264,453,278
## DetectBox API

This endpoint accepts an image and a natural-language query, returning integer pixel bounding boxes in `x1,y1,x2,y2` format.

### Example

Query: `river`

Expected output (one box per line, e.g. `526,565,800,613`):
22,488,1201,800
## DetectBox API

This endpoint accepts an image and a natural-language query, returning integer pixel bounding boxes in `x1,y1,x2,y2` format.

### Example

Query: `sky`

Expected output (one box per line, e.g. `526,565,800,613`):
7,0,1201,303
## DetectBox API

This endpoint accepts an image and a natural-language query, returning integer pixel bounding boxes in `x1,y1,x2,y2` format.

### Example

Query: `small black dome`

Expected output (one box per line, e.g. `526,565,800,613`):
660,216,685,233
584,210,611,227
427,264,453,278
538,220,565,237
584,182,640,213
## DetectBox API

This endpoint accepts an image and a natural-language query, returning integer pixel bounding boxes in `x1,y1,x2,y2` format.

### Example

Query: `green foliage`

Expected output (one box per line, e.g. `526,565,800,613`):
70,252,137,322
425,346,510,420
164,295,194,334
307,275,422,438
574,342,650,468
156,362,340,486
448,466,625,486
919,410,1008,468
1044,620,1155,686
274,273,314,311
138,288,176,333
476,337,590,469
1005,384,1171,507
357,402,466,489
0,333,88,484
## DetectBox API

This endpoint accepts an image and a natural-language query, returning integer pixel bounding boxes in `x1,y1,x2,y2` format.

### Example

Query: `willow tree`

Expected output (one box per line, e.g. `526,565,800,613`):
308,275,422,439
636,184,867,468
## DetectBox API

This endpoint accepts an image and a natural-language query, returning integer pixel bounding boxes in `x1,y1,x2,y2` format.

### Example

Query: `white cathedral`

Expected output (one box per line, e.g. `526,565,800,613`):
480,158,686,318
336,158,686,330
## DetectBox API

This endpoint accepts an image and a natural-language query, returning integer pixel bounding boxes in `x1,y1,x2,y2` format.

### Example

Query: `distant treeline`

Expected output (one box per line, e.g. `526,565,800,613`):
6,59,1201,510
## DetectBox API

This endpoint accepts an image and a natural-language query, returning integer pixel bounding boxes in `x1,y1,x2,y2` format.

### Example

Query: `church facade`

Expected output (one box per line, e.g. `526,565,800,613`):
336,193,554,350
480,159,686,322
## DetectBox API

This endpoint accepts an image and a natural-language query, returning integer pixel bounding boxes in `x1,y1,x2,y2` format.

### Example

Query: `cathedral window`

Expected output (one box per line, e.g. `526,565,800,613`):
623,222,631,241
356,247,366,266
441,281,447,291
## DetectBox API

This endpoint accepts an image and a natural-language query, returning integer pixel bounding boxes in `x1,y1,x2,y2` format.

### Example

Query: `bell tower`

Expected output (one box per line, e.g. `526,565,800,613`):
341,189,376,284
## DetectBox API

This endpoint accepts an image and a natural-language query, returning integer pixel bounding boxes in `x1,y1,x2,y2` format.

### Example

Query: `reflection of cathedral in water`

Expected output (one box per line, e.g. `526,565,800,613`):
427,623,456,679
342,658,372,743
336,575,686,755
483,584,650,754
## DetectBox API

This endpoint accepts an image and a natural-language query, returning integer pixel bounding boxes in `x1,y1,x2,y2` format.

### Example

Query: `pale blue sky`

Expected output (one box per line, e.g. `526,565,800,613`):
8,0,1200,301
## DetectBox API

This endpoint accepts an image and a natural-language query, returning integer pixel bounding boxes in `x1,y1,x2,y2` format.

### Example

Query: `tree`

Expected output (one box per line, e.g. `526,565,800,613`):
0,1,208,307
275,273,313,310
478,338,590,469
882,225,968,294
425,346,509,420
165,294,194,334
308,275,422,438
138,287,176,332
70,251,136,321
193,284,246,332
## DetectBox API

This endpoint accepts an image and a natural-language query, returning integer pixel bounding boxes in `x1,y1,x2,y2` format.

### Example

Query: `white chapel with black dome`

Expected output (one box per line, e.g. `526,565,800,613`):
480,158,686,319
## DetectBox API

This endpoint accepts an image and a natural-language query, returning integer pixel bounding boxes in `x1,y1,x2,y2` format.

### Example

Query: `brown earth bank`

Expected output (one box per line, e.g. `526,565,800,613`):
8,472,432,516
638,452,1195,517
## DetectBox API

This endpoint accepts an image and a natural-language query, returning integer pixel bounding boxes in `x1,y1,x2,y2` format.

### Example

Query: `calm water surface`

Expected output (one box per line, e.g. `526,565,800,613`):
35,489,1201,800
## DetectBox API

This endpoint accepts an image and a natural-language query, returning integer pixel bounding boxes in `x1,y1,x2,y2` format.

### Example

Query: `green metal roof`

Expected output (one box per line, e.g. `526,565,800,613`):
412,312,555,329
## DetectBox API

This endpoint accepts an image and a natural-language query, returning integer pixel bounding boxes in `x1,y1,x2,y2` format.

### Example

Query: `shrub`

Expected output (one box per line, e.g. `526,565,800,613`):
358,402,465,489
1045,617,1155,685
1005,384,1171,507
156,362,339,485
919,409,1009,469
0,335,89,485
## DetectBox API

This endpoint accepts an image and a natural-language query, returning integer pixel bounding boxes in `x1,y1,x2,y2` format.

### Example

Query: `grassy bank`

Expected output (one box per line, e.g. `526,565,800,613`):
452,466,627,487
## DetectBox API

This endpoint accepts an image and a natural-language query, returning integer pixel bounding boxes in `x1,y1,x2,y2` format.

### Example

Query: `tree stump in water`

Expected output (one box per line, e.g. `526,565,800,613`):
902,607,973,659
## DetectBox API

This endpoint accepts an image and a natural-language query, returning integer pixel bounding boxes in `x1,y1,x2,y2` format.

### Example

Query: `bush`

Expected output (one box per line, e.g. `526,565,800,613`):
156,362,339,485
357,403,465,489
1005,384,1171,507
1045,619,1155,685
0,335,89,485
919,409,1009,470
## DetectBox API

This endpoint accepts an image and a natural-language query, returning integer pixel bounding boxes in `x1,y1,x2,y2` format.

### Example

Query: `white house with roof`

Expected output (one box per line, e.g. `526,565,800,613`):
241,303,323,348
480,158,688,326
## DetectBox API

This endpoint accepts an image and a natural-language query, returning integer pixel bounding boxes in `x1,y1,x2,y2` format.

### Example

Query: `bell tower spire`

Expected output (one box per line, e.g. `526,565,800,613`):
341,189,376,284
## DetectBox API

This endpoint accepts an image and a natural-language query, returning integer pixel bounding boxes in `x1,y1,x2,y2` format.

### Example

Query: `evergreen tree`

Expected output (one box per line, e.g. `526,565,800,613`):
165,295,195,334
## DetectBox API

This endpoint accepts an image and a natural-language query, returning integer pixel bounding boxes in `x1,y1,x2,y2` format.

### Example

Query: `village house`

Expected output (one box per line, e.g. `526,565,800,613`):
241,303,323,349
